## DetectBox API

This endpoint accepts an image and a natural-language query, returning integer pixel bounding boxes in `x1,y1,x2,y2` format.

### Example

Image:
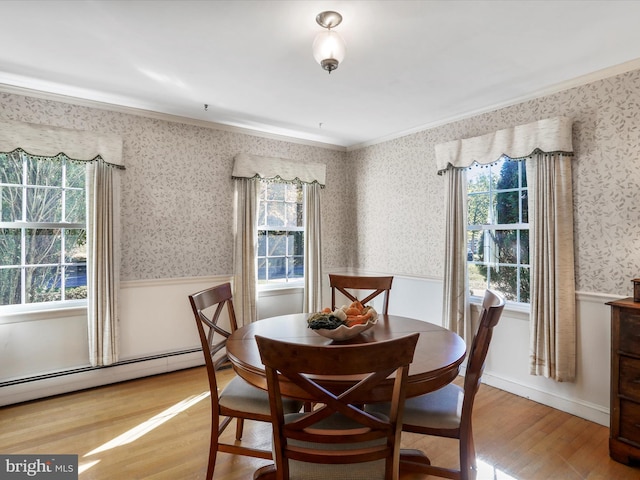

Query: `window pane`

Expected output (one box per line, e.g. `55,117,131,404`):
489,162,502,191
468,263,486,298
519,267,530,303
257,230,266,256
289,257,304,279
1,186,22,222
468,171,490,194
66,162,86,189
297,203,303,227
267,202,285,227
267,257,285,280
65,229,86,263
495,230,518,264
65,264,87,290
289,231,304,256
27,187,62,222
268,231,286,256
257,257,266,280
496,191,519,224
28,156,62,186
496,159,520,189
0,228,21,265
257,201,266,227
65,189,85,223
25,228,61,265
26,265,61,303
285,184,299,202
467,192,489,226
0,152,22,184
521,190,529,223
285,203,299,227
266,183,285,201
0,267,21,305
520,230,530,265
488,265,520,302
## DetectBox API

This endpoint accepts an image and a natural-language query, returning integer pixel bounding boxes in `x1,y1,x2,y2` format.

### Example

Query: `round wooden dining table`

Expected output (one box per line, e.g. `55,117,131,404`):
226,313,467,402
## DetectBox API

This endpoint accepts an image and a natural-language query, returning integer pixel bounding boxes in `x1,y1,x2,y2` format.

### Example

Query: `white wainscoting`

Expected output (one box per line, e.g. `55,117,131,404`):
0,273,621,429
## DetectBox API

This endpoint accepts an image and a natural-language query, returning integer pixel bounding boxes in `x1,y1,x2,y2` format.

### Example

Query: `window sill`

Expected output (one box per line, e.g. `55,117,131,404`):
0,301,88,325
258,283,304,296
469,295,530,321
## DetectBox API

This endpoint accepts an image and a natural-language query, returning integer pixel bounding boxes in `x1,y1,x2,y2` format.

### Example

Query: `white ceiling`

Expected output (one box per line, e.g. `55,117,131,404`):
2,0,640,149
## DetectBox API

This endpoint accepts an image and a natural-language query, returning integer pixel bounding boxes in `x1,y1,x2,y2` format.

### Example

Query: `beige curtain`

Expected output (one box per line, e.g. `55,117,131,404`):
87,160,122,366
232,154,326,323
0,119,124,367
435,117,575,381
303,183,323,312
232,178,259,326
527,153,576,381
441,167,471,343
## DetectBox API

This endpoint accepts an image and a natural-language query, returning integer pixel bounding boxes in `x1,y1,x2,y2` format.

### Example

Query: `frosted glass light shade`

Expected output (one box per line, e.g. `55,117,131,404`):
312,30,346,72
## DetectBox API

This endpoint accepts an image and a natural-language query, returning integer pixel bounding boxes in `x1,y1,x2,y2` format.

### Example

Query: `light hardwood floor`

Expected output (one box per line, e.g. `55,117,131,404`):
1,366,638,479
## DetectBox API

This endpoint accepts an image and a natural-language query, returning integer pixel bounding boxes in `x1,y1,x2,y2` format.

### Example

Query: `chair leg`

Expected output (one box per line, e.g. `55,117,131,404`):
253,463,276,480
236,417,245,440
459,429,476,480
207,427,218,480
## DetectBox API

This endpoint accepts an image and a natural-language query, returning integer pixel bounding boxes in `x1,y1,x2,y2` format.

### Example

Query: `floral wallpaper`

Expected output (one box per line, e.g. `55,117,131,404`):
1,66,639,295
0,95,350,280
347,69,640,296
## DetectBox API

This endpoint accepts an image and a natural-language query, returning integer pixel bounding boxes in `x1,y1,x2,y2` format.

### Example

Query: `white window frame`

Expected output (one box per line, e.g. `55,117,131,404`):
467,158,530,305
0,151,88,314
256,181,305,288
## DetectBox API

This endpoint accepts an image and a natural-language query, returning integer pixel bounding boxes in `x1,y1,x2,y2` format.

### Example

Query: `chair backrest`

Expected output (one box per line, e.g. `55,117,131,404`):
188,283,239,397
329,274,394,314
461,289,505,419
256,333,419,480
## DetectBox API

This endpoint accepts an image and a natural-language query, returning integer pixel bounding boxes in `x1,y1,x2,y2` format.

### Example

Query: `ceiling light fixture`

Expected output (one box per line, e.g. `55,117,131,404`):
312,11,346,74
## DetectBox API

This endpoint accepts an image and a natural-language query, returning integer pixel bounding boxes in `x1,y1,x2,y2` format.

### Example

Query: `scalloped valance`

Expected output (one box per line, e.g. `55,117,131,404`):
232,153,326,187
435,116,573,174
0,118,124,167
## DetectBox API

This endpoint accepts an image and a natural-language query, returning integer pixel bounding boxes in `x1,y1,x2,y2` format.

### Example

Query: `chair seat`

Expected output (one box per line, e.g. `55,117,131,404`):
219,375,302,415
282,412,389,480
366,383,463,431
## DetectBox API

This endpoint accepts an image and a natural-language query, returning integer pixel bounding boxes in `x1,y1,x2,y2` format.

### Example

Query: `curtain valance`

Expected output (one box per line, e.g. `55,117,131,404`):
0,119,124,167
232,153,326,187
435,116,573,174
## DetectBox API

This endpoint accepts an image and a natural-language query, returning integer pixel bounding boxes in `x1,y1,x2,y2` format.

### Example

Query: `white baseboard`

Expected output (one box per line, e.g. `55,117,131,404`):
0,351,204,407
480,371,610,427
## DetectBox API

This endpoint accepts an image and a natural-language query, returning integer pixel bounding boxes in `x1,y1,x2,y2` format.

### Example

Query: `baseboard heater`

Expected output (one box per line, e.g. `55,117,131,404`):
0,347,203,388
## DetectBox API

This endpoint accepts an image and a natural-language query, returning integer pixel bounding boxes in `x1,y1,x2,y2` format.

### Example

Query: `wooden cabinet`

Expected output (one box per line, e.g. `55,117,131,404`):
608,297,640,465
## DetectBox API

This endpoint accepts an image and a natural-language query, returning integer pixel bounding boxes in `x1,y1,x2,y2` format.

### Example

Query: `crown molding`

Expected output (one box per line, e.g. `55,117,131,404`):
347,57,640,151
0,83,347,152
4,56,640,154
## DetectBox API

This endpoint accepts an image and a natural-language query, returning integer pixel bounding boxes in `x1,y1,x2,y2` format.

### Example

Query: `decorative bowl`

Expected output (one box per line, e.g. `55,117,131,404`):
313,316,377,341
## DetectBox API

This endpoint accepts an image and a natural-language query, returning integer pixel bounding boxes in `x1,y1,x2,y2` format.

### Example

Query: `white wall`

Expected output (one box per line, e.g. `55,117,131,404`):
0,276,222,406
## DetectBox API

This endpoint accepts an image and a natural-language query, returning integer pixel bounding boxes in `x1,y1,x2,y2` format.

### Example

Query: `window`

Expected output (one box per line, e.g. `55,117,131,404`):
0,150,87,306
257,181,304,285
467,157,529,303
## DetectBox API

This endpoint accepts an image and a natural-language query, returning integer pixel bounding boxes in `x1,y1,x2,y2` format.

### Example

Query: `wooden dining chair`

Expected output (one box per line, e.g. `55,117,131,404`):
188,283,303,480
254,332,419,480
329,274,394,314
366,289,505,480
